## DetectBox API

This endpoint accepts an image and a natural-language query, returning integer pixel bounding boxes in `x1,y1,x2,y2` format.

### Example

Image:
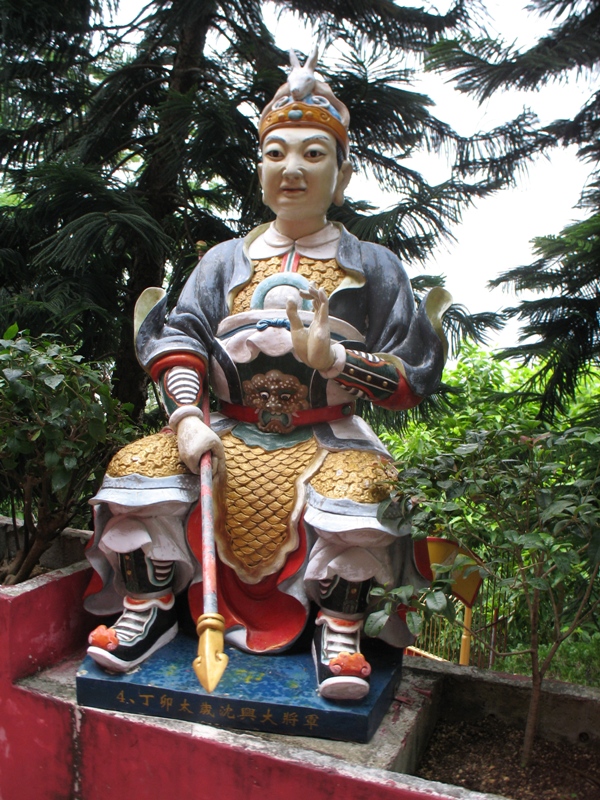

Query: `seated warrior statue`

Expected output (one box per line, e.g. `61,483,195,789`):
84,50,451,701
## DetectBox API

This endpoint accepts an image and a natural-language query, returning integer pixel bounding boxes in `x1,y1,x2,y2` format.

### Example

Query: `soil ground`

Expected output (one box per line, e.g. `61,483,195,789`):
416,715,600,800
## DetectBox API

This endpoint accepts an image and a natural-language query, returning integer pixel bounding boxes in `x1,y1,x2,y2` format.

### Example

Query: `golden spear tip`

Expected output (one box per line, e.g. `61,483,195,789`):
193,612,229,693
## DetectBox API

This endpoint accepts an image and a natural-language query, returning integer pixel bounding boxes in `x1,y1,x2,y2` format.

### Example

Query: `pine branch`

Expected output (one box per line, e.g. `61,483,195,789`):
426,5,600,101
272,0,470,52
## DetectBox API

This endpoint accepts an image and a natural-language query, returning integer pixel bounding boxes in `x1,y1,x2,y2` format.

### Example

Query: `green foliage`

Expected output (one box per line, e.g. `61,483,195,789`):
0,325,134,584
394,423,600,596
366,575,463,638
377,344,600,763
496,631,600,688
426,0,600,420
380,341,528,455
490,213,600,420
382,347,600,637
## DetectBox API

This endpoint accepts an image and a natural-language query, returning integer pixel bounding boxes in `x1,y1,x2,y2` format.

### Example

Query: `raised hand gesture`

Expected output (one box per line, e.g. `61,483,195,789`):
286,282,336,371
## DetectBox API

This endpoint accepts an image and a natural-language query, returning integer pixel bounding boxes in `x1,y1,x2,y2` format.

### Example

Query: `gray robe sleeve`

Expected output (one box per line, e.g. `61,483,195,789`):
136,239,243,372
333,232,446,399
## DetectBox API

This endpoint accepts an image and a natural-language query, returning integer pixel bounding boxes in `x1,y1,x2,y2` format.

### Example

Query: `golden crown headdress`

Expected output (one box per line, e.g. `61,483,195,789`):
259,48,350,157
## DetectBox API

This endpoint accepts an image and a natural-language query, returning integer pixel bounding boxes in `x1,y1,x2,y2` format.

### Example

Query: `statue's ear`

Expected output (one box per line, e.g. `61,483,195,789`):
306,47,319,72
289,49,300,69
333,160,353,206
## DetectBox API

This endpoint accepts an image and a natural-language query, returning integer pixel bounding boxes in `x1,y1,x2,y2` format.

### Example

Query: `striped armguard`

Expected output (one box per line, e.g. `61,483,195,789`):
334,349,421,411
150,354,206,417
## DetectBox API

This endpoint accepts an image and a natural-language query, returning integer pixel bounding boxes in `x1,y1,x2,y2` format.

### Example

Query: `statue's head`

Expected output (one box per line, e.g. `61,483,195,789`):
257,50,352,228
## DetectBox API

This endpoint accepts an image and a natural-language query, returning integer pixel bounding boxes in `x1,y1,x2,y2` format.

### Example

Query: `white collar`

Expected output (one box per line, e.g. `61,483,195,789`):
248,222,340,260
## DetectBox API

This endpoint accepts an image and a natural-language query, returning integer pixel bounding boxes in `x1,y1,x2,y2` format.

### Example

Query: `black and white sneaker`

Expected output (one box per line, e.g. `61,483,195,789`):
87,594,178,672
312,611,371,701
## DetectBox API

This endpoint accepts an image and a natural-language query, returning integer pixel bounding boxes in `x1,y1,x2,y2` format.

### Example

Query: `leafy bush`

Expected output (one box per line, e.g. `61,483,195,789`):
0,325,134,584
375,345,600,765
496,631,600,688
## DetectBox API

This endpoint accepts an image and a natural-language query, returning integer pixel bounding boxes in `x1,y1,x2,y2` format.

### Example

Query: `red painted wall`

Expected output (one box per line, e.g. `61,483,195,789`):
0,565,91,800
0,687,75,800
1,565,93,680
77,707,446,800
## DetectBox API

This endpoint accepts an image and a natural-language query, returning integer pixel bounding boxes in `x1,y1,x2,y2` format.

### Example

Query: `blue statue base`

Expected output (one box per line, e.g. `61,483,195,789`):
76,634,402,743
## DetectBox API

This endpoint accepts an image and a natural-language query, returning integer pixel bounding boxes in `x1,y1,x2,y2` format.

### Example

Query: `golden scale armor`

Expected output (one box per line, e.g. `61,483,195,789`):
107,255,395,583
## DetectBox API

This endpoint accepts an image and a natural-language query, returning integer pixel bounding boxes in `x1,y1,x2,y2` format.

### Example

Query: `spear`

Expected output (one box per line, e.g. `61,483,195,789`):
192,390,229,692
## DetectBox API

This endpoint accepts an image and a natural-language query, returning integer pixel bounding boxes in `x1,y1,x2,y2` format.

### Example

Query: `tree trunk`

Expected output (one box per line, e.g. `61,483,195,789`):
112,282,152,419
522,587,541,767
522,670,542,768
6,538,51,585
112,3,217,417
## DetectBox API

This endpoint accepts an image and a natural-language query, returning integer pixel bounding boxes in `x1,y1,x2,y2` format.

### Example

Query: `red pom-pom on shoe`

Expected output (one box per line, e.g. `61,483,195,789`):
329,651,372,678
88,625,119,652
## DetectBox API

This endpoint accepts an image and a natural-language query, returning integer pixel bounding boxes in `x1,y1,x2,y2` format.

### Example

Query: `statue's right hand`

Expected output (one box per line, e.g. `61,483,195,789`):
176,415,226,479
286,282,336,371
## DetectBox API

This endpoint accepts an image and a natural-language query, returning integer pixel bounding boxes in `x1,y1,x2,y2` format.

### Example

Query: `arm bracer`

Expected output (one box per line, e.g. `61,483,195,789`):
150,354,206,418
333,349,421,411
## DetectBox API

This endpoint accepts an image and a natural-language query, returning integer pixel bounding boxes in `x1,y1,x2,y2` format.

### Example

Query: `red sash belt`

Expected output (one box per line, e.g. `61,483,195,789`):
220,401,354,427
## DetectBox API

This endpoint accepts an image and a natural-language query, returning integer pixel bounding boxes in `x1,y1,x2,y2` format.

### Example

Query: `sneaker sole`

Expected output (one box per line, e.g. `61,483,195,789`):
87,622,178,672
318,675,370,701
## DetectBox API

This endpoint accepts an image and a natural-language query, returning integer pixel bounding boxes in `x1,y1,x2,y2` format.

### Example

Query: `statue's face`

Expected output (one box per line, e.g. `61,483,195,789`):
258,127,351,226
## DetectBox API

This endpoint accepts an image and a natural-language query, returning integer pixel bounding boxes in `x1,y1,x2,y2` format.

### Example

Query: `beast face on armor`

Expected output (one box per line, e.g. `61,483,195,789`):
242,369,309,433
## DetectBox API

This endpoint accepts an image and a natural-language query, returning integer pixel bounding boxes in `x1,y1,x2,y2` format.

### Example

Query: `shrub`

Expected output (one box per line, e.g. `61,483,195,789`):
376,345,600,765
0,325,134,584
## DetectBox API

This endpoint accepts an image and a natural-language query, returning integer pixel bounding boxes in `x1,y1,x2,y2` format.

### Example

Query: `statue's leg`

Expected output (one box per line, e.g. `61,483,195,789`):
84,432,200,671
305,449,415,700
87,546,178,672
312,576,372,700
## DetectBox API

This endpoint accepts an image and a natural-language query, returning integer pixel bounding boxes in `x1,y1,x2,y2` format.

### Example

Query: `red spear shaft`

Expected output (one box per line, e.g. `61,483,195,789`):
192,389,228,692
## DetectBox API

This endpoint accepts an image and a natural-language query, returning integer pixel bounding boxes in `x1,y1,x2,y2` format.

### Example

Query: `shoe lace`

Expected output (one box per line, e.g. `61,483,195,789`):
323,626,359,661
113,607,154,644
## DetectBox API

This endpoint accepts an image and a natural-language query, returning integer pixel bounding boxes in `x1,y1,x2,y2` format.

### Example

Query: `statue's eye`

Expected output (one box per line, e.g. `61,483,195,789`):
259,391,270,401
279,392,293,402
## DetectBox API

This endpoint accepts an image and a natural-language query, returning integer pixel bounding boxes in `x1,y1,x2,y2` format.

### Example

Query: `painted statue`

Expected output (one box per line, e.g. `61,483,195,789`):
84,49,451,702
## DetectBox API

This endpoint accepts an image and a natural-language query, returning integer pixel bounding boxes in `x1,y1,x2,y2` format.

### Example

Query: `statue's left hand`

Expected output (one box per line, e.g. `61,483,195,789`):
287,283,336,371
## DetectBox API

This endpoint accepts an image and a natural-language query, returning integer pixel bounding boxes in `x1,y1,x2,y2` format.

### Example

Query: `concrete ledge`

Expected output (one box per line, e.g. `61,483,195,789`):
20,659,507,800
404,657,600,748
250,666,442,775
24,654,441,774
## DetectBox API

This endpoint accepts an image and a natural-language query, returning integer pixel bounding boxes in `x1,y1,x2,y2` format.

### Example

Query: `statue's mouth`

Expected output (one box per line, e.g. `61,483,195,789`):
258,410,293,433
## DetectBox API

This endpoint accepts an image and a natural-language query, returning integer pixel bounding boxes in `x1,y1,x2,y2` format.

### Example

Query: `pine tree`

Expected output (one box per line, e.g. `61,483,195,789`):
0,0,546,417
426,0,600,419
